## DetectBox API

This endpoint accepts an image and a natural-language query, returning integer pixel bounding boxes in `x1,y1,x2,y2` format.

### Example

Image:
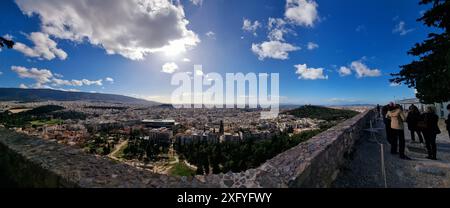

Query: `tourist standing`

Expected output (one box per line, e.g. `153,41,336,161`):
406,104,424,143
382,103,394,144
422,105,441,160
386,104,410,160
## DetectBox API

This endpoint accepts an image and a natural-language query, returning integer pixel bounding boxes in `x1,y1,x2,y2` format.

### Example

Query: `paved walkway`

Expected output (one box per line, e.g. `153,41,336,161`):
333,117,450,188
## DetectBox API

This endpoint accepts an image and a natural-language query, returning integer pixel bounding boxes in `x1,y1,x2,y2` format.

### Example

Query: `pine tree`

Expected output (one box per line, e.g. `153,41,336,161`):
391,0,450,103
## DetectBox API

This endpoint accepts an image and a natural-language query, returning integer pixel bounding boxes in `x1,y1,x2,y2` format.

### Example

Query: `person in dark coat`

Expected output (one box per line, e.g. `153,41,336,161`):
446,104,450,138
382,103,394,144
377,104,381,118
422,105,441,160
406,104,424,143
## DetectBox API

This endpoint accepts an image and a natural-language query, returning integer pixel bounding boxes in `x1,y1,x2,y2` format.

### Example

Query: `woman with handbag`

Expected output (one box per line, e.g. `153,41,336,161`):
422,105,441,160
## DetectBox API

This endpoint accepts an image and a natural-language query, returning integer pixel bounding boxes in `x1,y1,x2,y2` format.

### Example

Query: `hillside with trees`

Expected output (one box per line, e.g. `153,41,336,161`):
0,105,86,128
284,105,359,121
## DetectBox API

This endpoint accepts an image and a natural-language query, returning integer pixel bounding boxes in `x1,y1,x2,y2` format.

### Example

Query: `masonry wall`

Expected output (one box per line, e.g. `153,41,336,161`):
0,110,376,188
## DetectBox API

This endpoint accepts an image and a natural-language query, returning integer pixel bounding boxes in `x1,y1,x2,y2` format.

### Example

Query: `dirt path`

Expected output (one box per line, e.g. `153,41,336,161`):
108,140,128,161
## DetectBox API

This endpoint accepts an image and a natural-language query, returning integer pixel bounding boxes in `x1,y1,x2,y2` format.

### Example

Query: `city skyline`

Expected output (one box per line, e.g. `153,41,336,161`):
0,0,434,105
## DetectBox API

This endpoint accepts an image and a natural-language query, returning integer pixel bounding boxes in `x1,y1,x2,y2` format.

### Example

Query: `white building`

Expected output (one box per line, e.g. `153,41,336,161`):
436,102,450,119
397,98,449,119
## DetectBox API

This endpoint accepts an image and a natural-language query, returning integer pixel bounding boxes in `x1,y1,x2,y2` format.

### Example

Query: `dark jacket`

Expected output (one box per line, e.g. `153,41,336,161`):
382,105,391,125
406,111,421,131
446,114,450,131
422,113,441,135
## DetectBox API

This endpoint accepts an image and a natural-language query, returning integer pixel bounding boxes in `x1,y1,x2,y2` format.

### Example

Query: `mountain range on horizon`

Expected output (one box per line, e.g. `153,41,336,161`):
0,88,380,107
0,88,160,105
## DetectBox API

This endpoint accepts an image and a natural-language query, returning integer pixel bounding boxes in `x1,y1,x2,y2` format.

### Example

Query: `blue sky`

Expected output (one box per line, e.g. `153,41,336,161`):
0,0,434,105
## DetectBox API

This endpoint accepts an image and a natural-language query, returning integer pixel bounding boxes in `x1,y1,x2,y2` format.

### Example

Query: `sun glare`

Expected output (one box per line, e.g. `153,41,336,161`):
162,40,187,57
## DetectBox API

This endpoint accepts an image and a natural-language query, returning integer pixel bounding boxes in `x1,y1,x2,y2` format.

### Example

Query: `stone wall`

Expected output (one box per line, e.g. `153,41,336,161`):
0,110,376,188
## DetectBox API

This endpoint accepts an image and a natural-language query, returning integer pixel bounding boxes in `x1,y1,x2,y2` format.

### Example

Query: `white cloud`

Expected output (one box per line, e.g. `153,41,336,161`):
242,18,261,36
338,59,381,78
53,73,63,78
294,64,328,80
350,61,381,78
48,77,102,87
51,78,82,86
161,62,179,74
285,0,319,27
182,58,191,62
190,0,203,6
268,29,285,41
80,79,103,86
267,18,289,41
267,17,291,41
390,82,400,87
19,84,28,89
249,1,319,61
105,77,114,84
13,32,67,60
61,88,81,92
307,42,319,50
251,40,300,60
206,31,216,39
393,21,414,35
0,71,3,76
15,0,200,60
248,1,319,61
338,66,352,77
11,65,103,88
11,66,53,87
268,18,287,30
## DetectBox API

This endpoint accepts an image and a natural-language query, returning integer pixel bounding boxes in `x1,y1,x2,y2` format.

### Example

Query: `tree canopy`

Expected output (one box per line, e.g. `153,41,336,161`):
285,105,359,121
0,37,15,49
391,0,450,103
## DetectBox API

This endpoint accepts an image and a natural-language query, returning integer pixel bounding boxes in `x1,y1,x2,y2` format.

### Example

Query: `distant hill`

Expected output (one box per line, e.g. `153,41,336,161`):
0,88,159,105
156,104,175,109
284,105,359,121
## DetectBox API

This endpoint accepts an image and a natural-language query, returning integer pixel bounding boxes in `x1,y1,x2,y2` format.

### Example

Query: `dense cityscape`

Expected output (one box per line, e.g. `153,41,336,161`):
0,100,363,176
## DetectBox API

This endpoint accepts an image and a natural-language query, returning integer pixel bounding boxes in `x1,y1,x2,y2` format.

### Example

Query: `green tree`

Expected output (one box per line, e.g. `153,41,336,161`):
391,0,450,103
0,37,14,49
